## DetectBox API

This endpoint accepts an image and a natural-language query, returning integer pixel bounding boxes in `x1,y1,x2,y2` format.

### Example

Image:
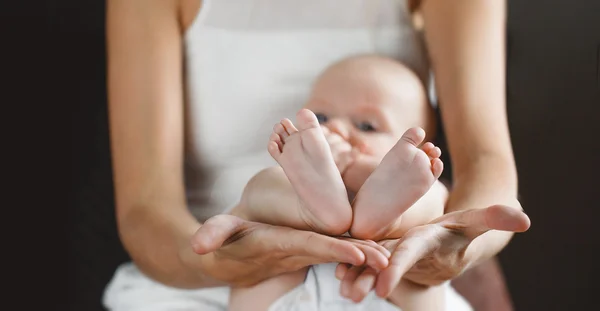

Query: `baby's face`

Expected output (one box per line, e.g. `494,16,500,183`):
304,61,433,160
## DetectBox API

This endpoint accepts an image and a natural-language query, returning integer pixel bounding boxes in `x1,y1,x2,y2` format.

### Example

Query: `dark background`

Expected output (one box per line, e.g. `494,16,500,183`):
69,0,600,310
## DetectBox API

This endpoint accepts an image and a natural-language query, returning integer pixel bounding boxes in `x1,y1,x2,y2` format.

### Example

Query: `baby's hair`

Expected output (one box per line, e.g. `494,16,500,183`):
316,54,430,103
315,54,421,83
320,53,429,87
313,53,437,141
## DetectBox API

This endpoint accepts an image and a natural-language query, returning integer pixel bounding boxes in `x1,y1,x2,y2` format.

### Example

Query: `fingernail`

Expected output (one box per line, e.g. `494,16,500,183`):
375,286,386,298
335,268,344,280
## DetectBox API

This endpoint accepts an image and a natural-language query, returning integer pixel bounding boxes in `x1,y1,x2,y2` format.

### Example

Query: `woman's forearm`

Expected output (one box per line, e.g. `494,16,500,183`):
118,202,223,289
107,0,222,289
420,0,520,261
422,0,516,178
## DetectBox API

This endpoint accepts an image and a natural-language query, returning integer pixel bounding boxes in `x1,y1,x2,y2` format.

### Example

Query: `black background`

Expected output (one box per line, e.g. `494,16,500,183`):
66,0,600,310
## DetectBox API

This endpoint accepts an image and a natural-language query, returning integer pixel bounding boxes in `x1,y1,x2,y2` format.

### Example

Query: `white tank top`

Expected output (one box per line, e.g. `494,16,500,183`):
182,0,431,220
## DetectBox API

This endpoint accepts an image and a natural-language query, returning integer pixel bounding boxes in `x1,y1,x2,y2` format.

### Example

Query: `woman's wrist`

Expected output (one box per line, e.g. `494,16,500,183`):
448,154,518,209
446,159,521,264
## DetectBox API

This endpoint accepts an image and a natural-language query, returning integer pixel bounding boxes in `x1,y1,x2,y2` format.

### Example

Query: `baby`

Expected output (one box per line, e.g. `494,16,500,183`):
229,55,450,310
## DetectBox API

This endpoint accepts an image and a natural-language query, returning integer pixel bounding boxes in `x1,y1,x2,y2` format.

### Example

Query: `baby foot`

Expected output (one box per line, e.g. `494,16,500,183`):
268,109,353,235
349,127,443,240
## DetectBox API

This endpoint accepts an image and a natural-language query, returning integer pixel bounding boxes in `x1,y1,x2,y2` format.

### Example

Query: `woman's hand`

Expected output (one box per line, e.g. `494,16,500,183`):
185,214,390,287
335,204,530,301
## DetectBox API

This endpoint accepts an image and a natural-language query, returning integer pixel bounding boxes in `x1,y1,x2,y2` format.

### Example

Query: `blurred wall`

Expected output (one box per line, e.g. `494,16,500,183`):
501,0,600,309
68,1,129,310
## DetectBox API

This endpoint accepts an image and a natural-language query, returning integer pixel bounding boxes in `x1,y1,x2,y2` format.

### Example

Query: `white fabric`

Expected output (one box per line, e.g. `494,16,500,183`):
104,0,470,310
104,263,472,311
104,263,229,311
268,264,472,311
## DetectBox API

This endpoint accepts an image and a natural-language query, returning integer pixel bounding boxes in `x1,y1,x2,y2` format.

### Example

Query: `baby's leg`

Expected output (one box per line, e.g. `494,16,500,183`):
229,268,308,311
235,166,313,231
380,180,448,240
387,279,447,311
350,127,443,240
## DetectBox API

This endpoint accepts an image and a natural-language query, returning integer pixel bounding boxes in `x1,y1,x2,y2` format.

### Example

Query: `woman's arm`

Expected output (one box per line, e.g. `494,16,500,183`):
334,0,532,301
106,0,216,287
420,0,521,263
107,0,386,289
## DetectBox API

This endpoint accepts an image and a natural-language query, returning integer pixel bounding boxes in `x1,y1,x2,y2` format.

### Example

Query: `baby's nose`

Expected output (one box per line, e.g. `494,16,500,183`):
326,119,350,140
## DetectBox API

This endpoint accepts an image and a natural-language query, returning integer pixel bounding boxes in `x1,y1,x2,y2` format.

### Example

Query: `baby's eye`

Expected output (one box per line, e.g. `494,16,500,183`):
315,113,328,124
356,121,377,132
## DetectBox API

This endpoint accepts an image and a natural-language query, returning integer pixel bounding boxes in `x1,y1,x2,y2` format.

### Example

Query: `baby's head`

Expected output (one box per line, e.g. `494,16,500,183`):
305,55,436,160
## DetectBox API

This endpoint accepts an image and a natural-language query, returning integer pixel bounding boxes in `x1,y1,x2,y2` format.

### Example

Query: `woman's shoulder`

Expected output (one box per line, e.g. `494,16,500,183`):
179,0,202,34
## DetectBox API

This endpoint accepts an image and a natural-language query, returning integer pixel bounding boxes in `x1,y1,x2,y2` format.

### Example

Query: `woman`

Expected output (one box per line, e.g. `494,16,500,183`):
103,0,530,310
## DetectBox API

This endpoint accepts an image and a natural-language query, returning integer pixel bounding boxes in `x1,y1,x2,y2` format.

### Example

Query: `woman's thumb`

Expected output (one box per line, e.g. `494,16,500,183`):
444,205,531,241
190,214,246,254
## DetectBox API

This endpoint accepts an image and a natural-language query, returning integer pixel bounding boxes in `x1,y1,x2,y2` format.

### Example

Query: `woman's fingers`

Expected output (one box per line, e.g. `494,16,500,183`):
340,265,366,301
355,244,389,271
190,214,247,254
283,230,365,266
350,267,378,302
337,264,378,302
339,238,391,260
476,204,530,232
339,238,390,270
335,263,350,280
340,238,391,256
193,216,368,269
375,229,441,298
335,238,397,301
